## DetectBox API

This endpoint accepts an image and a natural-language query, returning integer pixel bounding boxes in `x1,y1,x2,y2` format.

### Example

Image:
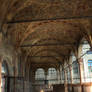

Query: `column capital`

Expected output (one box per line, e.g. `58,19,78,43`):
78,58,83,65
64,70,67,74
69,65,72,71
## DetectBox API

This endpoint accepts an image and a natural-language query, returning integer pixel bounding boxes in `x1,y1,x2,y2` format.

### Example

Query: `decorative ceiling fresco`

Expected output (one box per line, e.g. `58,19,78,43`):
0,0,92,68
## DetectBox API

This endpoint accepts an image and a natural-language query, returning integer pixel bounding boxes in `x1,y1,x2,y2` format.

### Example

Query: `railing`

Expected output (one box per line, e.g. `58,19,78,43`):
67,77,92,84
35,79,60,85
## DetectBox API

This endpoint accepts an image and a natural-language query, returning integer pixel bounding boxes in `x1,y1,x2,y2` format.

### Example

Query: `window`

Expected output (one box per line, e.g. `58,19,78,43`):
72,61,80,83
35,68,45,80
48,68,57,80
2,61,8,74
47,68,57,84
87,51,92,54
72,61,79,74
88,60,92,73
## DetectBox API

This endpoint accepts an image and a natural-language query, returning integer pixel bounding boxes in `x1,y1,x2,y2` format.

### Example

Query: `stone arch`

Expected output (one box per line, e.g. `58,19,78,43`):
2,56,14,76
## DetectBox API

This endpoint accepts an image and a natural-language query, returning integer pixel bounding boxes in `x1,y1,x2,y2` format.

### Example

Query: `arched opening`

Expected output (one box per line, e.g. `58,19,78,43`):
1,61,9,92
35,68,45,84
71,53,80,83
47,68,57,85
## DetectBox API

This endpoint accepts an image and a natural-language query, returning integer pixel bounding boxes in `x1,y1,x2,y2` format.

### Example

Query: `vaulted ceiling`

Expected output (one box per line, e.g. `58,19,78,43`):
0,0,92,68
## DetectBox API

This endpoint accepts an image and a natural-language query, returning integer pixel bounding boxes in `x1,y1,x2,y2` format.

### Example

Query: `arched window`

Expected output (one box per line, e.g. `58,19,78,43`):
2,61,8,75
47,68,57,84
72,54,80,83
88,60,92,75
35,68,45,80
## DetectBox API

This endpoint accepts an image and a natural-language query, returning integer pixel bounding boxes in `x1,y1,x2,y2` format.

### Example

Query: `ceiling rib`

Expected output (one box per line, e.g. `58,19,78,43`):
30,62,61,65
20,43,76,47
7,15,92,24
28,55,69,58
28,55,72,58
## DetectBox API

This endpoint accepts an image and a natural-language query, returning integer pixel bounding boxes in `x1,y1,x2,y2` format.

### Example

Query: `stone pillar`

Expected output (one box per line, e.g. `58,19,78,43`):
56,69,59,84
44,70,48,85
32,70,36,84
0,57,2,92
78,59,83,92
58,69,61,84
78,59,83,84
64,70,68,92
69,66,73,84
29,68,36,84
57,68,61,84
0,33,2,92
60,66,62,84
26,66,30,81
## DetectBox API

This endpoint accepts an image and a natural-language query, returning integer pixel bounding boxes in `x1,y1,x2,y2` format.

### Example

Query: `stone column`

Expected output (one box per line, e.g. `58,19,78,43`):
44,70,48,85
58,69,61,84
78,59,83,92
0,33,2,92
69,66,73,84
58,68,62,84
64,70,68,92
29,68,36,84
0,57,2,92
32,70,36,84
56,69,59,84
78,59,83,84
60,66,62,84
